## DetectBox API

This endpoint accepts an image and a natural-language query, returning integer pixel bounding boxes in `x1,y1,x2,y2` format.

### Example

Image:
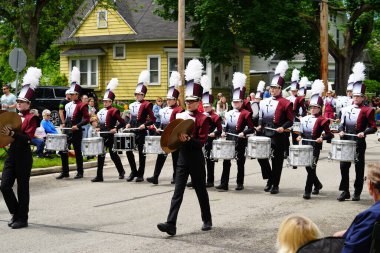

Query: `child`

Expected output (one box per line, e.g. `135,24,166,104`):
87,115,99,138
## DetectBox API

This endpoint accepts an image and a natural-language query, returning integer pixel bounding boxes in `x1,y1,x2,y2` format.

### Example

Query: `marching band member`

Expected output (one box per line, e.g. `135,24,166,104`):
91,78,126,182
323,83,336,120
297,80,333,199
215,72,255,191
125,70,156,182
252,81,266,124
337,63,377,201
57,67,90,179
257,60,293,194
147,71,183,185
0,67,41,229
286,69,301,164
157,59,212,236
201,75,222,188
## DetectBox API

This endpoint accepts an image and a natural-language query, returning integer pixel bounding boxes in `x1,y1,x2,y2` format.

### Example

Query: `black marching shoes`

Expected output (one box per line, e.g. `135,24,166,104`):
56,173,69,179
157,222,176,236
202,221,212,231
11,220,28,229
337,191,350,201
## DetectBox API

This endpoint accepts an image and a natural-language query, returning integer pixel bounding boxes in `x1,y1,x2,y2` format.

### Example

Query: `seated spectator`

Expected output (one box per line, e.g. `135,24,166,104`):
334,162,380,253
277,214,322,253
40,109,58,134
31,126,46,158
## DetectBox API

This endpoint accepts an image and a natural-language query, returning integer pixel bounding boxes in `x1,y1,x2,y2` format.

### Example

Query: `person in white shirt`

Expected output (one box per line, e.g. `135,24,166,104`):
1,84,17,112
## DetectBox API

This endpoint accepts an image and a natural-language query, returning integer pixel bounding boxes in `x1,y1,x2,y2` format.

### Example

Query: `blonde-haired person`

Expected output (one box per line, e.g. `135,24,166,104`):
87,115,99,138
277,214,322,253
334,162,380,253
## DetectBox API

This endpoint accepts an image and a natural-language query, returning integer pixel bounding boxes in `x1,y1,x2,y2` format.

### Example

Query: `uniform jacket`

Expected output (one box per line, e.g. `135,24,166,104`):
11,110,39,149
71,99,90,127
339,104,377,138
300,114,333,149
97,106,126,131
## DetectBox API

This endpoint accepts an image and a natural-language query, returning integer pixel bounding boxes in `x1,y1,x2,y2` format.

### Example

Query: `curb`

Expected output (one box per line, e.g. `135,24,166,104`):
31,161,98,176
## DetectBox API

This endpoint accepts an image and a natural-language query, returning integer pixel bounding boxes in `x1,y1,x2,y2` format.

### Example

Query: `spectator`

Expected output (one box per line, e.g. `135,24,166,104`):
249,92,256,104
1,84,17,112
59,90,71,128
334,162,380,253
264,86,271,98
216,96,228,117
41,109,58,134
81,94,91,138
31,126,47,158
277,214,322,253
88,97,97,117
87,116,99,138
153,97,163,128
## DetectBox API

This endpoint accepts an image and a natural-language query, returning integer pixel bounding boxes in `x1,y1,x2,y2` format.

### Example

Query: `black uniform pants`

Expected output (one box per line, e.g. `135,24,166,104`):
304,148,322,194
153,150,178,180
167,148,211,225
126,133,146,177
60,131,83,175
1,147,32,222
96,136,125,178
220,140,247,186
339,141,366,195
257,135,286,187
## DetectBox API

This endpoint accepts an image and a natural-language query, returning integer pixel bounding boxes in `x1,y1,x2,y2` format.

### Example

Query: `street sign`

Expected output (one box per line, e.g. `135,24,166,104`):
9,47,27,72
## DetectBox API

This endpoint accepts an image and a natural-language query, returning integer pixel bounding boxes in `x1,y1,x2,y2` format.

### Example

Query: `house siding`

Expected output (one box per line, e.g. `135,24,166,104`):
74,6,135,37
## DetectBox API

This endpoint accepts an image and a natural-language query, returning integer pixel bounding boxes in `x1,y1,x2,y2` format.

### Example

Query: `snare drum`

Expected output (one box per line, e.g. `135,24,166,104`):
247,136,271,159
82,137,104,156
45,134,67,151
330,139,356,162
292,122,301,134
211,139,235,160
289,145,313,166
144,136,164,154
113,133,135,151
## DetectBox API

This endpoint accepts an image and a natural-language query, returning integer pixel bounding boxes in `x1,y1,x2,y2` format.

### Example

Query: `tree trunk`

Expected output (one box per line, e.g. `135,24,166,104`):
27,18,39,64
334,55,352,95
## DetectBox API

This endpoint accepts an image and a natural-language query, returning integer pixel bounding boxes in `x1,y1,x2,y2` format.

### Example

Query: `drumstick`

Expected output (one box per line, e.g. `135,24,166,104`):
344,133,358,137
99,131,112,134
226,132,240,137
122,128,140,132
265,127,291,133
301,139,317,142
153,124,164,132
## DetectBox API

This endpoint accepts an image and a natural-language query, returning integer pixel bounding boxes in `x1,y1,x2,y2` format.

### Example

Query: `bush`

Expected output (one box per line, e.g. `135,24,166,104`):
365,80,380,96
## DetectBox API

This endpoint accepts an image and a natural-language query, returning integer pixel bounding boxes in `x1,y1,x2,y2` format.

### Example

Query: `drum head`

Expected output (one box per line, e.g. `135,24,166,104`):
160,119,183,154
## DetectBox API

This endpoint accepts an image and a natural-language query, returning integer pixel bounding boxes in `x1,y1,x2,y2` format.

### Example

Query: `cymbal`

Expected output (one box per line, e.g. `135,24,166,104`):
160,119,183,154
0,112,22,147
167,119,195,150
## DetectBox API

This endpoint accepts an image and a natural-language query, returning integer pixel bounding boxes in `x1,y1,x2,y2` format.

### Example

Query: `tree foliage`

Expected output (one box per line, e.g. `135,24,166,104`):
154,0,380,93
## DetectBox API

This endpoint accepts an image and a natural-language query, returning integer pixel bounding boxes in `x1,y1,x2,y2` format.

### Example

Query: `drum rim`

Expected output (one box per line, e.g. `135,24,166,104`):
289,145,313,150
47,133,66,137
331,139,356,144
213,139,235,143
114,133,135,136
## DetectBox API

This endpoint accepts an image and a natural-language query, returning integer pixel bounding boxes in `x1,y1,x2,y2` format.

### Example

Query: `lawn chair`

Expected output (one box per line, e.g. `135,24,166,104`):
370,221,380,253
296,236,344,253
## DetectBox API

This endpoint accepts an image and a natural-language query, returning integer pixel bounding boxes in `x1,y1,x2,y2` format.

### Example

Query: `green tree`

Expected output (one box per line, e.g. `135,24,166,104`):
154,0,380,94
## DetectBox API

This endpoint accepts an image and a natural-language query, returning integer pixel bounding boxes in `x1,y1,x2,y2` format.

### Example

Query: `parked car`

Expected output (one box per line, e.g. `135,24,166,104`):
30,86,98,125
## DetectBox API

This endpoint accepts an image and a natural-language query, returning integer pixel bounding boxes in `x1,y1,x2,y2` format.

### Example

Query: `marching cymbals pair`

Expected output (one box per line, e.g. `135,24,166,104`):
0,111,22,147
160,119,195,153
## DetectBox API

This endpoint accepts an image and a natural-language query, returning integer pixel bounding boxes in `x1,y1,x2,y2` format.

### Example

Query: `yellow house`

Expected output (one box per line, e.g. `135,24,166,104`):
56,0,251,101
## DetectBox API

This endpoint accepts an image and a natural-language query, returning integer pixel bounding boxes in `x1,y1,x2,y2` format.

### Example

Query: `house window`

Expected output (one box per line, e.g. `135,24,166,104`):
70,58,98,87
97,10,107,28
148,55,161,85
113,44,125,59
168,57,207,83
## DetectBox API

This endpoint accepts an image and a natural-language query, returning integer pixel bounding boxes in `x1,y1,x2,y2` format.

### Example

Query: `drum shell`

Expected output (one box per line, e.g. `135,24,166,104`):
289,145,313,166
144,136,164,154
211,139,235,160
330,139,356,162
45,134,67,151
113,133,135,151
247,136,271,159
82,137,104,156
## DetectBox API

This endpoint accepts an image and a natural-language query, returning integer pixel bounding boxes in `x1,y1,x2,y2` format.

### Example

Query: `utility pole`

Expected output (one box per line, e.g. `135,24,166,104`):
178,0,185,106
320,0,328,92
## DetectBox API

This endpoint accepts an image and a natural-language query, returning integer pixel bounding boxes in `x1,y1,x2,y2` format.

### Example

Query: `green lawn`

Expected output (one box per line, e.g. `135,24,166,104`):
0,148,89,172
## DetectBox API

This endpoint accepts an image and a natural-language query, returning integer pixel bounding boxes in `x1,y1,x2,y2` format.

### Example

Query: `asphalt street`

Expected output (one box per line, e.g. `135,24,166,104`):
0,133,379,253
